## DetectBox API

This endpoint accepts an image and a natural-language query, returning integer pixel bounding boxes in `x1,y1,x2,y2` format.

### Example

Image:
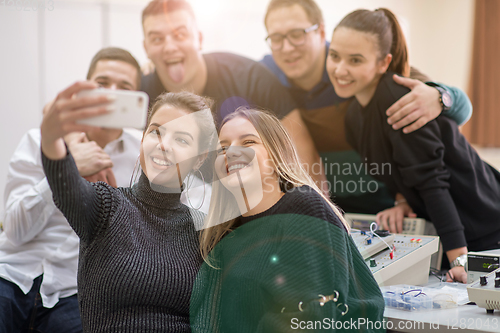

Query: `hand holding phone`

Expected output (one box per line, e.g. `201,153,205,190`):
41,81,110,160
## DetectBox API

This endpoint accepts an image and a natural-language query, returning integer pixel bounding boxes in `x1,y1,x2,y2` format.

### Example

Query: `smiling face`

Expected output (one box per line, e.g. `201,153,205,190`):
140,105,202,188
265,4,325,87
143,10,204,92
216,117,280,195
326,27,392,106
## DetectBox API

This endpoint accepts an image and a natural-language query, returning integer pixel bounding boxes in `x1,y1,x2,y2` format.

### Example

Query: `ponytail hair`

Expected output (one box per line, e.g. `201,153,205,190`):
335,8,410,77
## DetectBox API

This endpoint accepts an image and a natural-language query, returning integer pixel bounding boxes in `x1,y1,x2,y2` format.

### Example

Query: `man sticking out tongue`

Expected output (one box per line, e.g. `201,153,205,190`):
140,0,331,197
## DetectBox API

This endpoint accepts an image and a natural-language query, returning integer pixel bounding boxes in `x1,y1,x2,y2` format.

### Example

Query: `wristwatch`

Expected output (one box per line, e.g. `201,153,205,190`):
450,254,467,270
427,83,453,112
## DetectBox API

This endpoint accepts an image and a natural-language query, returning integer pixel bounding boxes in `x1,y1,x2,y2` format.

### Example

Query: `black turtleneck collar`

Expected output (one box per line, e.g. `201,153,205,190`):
132,172,183,210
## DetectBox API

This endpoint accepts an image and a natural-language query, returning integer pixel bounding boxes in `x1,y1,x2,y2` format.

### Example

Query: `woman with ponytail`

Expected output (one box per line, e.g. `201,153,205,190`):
327,8,500,283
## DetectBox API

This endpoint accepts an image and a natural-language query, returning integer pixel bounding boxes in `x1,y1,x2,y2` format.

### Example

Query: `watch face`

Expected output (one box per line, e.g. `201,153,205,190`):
442,92,452,108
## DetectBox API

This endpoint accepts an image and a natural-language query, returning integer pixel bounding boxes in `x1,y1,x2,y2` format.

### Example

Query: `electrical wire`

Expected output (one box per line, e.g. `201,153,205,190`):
370,222,394,255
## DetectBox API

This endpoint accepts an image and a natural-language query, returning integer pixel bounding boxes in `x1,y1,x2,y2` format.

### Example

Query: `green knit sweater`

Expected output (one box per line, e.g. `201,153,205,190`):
190,186,385,332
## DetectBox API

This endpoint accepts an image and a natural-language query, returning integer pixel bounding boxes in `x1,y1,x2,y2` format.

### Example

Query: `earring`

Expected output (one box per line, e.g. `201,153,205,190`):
186,169,206,210
129,155,141,187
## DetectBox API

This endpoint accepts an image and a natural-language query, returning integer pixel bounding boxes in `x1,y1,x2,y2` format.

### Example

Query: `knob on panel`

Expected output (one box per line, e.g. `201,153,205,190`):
480,275,488,286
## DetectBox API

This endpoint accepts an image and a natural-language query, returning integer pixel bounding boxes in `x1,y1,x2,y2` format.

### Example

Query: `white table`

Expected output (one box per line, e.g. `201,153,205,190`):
385,304,500,332
383,275,500,332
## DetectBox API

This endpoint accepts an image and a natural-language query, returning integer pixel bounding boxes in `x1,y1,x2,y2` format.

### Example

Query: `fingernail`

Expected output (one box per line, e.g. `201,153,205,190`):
106,105,116,112
393,124,399,130
107,95,117,102
387,120,392,125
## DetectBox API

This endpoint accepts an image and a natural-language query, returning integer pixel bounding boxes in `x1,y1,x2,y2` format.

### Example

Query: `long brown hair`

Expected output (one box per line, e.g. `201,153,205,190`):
199,108,349,263
335,8,410,77
146,91,215,151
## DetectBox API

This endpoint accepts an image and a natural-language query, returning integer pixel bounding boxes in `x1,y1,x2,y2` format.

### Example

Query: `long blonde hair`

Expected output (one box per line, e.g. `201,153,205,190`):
200,108,349,261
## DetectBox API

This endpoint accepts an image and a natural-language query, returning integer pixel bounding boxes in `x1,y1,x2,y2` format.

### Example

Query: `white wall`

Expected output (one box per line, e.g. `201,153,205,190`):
0,0,474,217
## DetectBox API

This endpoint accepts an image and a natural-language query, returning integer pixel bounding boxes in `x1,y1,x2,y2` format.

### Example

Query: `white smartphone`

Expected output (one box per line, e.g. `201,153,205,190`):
76,89,149,129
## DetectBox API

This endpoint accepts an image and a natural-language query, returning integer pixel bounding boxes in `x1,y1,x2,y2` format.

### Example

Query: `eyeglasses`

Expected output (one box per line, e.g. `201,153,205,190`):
265,24,319,51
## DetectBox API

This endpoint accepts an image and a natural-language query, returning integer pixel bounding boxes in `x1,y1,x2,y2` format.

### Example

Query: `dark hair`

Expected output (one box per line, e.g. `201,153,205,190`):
147,91,216,152
142,0,196,25
265,0,323,27
335,8,410,77
86,47,141,89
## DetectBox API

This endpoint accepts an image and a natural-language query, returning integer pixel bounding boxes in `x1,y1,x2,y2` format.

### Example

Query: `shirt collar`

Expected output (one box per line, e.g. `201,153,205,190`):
102,131,125,155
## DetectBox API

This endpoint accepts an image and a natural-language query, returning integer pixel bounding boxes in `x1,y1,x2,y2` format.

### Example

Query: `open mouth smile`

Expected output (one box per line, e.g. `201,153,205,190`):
151,156,174,168
226,161,252,175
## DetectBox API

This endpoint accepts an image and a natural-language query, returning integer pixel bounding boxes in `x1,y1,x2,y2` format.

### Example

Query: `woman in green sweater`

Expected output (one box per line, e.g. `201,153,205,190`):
190,109,384,332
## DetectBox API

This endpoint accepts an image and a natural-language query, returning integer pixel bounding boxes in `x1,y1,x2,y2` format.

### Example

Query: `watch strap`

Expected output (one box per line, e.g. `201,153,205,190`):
450,254,467,269
426,82,452,112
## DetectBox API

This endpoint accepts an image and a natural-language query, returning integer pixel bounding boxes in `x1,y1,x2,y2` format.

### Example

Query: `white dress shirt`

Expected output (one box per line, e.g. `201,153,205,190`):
0,128,142,308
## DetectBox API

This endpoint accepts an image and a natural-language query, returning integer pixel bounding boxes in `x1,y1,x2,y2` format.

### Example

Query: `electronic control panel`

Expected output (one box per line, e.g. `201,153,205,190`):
346,213,443,271
351,230,395,260
467,268,500,313
351,229,439,287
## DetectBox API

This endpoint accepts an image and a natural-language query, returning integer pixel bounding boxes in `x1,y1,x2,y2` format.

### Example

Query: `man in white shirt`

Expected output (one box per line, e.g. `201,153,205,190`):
0,47,143,332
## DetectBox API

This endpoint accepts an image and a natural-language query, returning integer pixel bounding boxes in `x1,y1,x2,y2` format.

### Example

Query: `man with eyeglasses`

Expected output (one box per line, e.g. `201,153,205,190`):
140,0,330,193
261,0,473,231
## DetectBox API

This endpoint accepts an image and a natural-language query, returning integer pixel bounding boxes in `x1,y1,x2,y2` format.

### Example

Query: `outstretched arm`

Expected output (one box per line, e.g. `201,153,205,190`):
41,81,116,243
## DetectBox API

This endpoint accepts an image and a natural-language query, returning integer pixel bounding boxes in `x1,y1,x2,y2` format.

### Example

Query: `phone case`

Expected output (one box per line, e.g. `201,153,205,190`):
76,89,149,129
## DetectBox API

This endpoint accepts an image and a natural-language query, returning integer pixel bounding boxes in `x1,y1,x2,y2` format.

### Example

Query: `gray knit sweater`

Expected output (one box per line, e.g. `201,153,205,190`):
42,151,204,333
